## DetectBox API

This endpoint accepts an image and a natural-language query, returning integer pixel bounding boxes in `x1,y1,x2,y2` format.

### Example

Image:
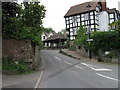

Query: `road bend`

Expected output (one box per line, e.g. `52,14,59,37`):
37,50,119,88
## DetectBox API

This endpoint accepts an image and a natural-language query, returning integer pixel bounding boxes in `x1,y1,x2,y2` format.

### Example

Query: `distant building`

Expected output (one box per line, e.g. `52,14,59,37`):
41,31,56,47
41,32,68,48
64,0,120,41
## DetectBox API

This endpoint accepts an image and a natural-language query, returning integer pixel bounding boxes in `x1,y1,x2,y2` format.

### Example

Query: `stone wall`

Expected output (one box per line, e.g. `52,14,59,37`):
2,39,35,61
2,39,41,70
76,46,89,58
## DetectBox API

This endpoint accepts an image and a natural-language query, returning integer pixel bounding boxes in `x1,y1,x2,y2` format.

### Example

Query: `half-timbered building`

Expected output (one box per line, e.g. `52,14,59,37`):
64,0,120,41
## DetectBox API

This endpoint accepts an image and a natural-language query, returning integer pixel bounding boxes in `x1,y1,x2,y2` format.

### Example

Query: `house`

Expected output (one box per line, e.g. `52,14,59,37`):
41,31,68,48
41,31,56,47
64,0,120,41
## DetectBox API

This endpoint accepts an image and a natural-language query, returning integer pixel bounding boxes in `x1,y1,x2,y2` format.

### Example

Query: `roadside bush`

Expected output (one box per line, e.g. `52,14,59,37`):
63,40,70,48
90,31,120,52
2,57,32,73
69,45,76,51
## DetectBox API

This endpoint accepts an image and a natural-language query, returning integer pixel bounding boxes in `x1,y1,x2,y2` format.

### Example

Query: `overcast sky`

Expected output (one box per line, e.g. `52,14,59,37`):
18,0,120,32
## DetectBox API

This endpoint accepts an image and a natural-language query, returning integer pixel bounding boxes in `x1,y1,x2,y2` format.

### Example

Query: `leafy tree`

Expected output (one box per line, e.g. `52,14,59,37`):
75,24,87,48
21,1,46,27
109,20,120,32
2,1,46,47
2,2,21,38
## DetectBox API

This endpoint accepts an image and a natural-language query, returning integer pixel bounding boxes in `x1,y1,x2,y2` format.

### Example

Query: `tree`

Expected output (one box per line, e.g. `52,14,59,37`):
21,1,46,27
2,2,21,38
109,20,120,32
2,1,46,47
75,24,87,48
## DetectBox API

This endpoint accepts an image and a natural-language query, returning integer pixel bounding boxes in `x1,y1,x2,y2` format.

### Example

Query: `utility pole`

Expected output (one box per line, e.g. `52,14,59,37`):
86,4,92,59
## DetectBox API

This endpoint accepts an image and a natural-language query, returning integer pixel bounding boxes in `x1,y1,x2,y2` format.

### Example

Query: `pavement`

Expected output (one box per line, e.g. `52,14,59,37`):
37,50,119,88
2,70,42,88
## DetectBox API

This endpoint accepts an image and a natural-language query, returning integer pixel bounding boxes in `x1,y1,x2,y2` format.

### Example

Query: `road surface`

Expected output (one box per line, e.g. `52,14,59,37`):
38,50,119,88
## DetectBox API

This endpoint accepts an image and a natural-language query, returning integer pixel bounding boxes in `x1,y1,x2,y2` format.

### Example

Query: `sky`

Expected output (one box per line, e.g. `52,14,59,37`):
18,0,120,32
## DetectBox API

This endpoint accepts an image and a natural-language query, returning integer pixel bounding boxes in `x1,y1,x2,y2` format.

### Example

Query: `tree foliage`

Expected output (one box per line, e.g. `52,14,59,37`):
2,1,46,47
90,31,120,52
109,20,120,32
2,2,21,38
75,24,87,48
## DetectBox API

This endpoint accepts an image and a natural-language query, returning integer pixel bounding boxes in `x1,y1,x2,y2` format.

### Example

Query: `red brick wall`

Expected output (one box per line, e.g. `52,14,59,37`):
2,39,35,61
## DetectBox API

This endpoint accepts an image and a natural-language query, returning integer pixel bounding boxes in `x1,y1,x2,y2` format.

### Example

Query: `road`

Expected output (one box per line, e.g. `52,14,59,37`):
38,50,119,88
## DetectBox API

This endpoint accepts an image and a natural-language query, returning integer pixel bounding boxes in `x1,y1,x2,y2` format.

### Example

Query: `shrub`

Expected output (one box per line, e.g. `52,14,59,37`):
2,57,32,73
69,45,76,51
90,31,120,52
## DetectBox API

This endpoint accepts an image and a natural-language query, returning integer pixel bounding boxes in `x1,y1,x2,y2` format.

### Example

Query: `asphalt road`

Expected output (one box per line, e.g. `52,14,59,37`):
38,50,119,88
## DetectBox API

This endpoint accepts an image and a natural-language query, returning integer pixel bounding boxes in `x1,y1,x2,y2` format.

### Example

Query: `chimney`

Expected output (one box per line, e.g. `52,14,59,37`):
101,0,107,11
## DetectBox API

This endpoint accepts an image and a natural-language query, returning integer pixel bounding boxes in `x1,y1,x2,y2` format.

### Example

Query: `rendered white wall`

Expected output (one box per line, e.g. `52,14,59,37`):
98,11,109,31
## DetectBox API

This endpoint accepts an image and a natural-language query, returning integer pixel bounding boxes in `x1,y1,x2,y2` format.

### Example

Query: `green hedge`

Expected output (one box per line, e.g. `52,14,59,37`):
90,31,120,52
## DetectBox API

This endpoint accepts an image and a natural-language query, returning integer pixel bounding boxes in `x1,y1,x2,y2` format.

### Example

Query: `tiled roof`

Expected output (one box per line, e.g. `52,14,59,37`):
43,34,68,42
107,8,117,13
64,0,99,17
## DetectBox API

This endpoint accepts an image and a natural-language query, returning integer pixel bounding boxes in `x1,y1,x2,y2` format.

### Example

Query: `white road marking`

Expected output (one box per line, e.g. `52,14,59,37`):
64,61,72,65
75,65,83,69
81,63,112,71
64,61,83,69
34,70,44,89
55,57,61,61
96,73,120,81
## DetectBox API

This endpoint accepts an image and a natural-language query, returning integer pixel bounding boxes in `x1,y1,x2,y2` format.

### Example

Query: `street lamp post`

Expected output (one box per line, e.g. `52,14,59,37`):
86,4,92,59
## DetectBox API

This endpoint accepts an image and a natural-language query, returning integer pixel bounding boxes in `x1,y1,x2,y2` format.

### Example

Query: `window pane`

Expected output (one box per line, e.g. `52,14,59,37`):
110,14,114,18
110,19,114,23
90,12,93,15
90,15,93,19
91,20,94,24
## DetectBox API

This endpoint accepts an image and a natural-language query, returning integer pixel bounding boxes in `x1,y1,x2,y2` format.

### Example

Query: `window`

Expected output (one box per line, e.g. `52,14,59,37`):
90,12,93,15
70,28,73,32
43,36,45,39
70,36,74,40
110,19,114,23
77,15,80,18
66,17,69,20
85,21,88,25
90,15,93,19
109,14,114,18
70,32,73,35
78,22,80,26
95,20,98,24
91,25,94,28
82,22,84,25
84,13,88,20
81,14,84,18
70,19,72,23
66,21,69,24
95,15,99,20
67,25,69,28
70,24,72,27
91,20,94,24
81,17,84,21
